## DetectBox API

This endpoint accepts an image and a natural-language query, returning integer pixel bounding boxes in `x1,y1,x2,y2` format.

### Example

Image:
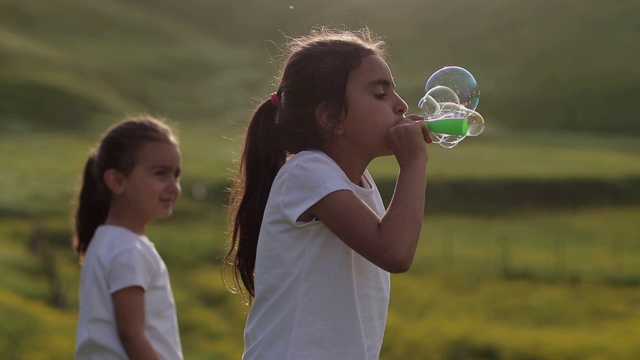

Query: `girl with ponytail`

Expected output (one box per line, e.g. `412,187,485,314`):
225,27,432,359
73,115,183,360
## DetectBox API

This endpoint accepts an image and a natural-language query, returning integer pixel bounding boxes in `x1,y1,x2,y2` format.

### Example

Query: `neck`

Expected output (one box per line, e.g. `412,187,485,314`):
321,145,371,186
104,202,147,236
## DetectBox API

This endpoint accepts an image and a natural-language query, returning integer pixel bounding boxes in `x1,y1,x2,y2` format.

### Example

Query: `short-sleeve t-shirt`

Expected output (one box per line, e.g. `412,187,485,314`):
75,225,183,360
242,150,391,360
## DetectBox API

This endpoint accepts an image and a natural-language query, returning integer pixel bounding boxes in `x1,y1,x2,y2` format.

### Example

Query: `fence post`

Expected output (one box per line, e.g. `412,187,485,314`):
498,236,510,277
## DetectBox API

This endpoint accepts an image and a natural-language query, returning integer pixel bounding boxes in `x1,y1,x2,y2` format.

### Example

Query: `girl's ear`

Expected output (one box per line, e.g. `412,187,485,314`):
103,169,125,195
315,102,344,135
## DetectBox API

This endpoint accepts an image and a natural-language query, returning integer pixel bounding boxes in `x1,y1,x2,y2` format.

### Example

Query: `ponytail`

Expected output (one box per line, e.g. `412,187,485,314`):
225,98,286,300
73,152,110,260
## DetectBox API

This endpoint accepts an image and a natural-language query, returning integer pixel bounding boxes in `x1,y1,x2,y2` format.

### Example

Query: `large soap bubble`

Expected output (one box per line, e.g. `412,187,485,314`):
426,66,480,110
418,66,485,148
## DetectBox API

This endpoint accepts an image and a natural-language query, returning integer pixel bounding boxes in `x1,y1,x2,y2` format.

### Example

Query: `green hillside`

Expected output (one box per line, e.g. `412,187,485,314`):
0,0,264,130
1,0,639,133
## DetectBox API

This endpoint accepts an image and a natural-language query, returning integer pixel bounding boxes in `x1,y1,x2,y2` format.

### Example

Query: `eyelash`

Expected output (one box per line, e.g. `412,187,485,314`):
375,93,387,99
155,169,180,176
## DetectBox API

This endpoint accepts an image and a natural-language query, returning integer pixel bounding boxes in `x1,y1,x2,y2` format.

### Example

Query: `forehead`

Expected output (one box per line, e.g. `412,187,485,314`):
136,141,181,166
348,55,394,87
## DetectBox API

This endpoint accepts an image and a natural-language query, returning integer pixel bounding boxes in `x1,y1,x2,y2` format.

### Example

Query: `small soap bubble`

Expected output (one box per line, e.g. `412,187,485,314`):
465,110,485,136
440,135,465,148
426,86,459,105
429,131,446,144
439,102,467,118
426,66,480,110
417,94,440,117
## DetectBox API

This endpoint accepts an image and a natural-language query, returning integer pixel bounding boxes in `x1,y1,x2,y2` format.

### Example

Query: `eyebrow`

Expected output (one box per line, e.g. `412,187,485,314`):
367,78,396,88
149,164,180,172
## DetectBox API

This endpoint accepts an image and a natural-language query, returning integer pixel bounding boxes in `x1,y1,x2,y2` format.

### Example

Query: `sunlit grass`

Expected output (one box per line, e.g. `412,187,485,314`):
369,132,640,181
386,273,640,360
415,207,640,280
3,123,640,218
0,288,76,360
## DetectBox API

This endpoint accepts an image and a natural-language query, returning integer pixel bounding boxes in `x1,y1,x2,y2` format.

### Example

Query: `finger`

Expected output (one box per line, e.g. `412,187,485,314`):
424,133,433,144
419,121,433,144
405,114,425,122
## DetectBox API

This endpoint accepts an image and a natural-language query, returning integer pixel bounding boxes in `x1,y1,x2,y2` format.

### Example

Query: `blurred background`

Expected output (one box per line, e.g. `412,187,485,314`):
1,0,639,359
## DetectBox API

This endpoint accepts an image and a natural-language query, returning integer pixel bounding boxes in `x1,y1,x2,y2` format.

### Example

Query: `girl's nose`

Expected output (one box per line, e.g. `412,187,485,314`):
168,178,181,195
396,94,408,115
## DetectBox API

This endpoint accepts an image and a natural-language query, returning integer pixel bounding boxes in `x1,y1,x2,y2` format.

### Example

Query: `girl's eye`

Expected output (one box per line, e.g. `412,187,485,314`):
375,93,387,100
155,171,167,177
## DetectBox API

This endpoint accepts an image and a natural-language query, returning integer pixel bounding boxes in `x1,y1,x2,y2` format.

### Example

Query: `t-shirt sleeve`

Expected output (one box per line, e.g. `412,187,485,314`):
280,153,353,225
107,242,156,293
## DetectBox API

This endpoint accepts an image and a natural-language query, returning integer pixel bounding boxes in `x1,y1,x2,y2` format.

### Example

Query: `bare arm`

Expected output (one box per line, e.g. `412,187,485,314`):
112,286,160,360
310,117,430,273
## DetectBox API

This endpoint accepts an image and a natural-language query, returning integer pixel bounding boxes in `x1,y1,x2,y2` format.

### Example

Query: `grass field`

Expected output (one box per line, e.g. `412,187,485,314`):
1,122,640,359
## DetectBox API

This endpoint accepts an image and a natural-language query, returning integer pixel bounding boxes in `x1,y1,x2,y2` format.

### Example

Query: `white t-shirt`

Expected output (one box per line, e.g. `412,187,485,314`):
243,150,391,360
75,225,183,360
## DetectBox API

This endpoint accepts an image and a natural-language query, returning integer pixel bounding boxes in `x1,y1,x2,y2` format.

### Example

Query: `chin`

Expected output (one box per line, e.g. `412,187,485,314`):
157,209,174,219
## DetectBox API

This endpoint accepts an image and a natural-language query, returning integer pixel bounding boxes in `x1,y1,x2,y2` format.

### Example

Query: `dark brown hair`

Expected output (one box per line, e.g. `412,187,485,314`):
224,27,386,301
72,115,178,260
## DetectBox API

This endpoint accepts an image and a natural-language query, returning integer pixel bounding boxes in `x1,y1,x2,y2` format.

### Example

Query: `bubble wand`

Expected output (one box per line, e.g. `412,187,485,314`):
424,117,468,136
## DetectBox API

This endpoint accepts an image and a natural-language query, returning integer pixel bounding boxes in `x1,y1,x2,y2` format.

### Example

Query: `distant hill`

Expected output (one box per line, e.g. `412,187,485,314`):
0,0,263,130
1,0,638,134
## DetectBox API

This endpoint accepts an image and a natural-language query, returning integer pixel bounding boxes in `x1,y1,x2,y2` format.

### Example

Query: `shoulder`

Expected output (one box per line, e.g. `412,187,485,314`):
276,150,349,189
88,226,158,266
269,151,354,222
280,150,343,178
286,149,334,165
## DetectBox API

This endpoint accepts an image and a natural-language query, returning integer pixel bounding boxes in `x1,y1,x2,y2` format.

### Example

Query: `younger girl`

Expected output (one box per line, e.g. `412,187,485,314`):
224,28,432,359
73,116,183,359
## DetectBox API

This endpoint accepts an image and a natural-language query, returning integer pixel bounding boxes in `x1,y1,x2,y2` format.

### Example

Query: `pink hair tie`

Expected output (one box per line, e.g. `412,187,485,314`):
270,92,280,108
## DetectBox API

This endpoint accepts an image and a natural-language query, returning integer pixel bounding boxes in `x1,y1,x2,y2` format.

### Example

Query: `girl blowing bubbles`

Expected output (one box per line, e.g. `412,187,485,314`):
73,116,183,359
224,28,432,360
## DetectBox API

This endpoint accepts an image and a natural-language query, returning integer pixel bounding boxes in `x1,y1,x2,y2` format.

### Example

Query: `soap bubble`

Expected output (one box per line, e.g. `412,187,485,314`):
439,135,465,148
426,103,477,146
439,103,485,137
418,66,485,148
426,66,480,110
426,86,459,105
417,94,439,117
465,109,485,136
